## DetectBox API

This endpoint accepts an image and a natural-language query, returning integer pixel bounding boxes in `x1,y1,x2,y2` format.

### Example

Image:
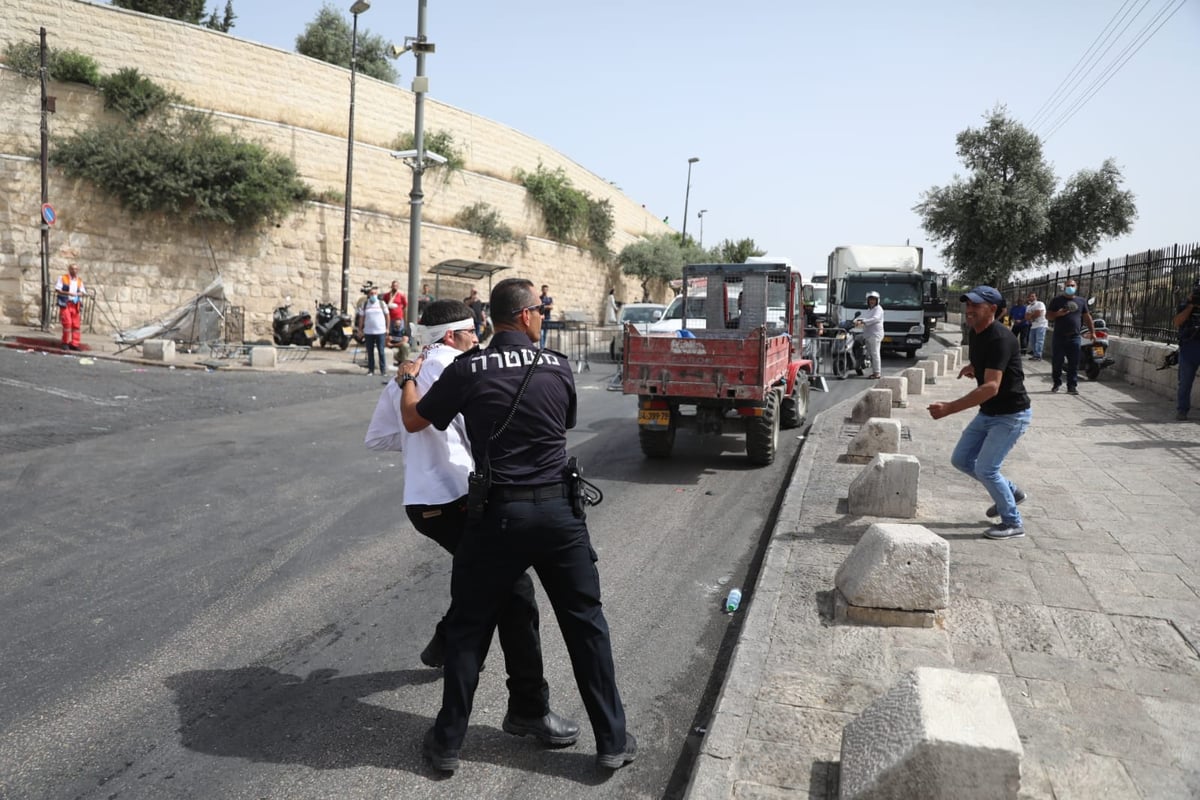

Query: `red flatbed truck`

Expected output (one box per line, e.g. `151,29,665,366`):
621,260,814,465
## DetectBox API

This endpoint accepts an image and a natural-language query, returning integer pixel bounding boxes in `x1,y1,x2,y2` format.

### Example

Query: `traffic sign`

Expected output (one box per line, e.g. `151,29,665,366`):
41,203,56,226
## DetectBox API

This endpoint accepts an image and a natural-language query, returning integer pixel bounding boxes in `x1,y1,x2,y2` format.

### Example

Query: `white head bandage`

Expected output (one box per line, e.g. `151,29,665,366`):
415,316,475,344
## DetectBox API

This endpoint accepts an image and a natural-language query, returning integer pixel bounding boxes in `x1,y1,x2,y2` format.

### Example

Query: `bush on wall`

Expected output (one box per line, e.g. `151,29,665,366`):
453,201,516,248
2,41,102,86
100,67,178,121
516,162,613,257
392,129,466,174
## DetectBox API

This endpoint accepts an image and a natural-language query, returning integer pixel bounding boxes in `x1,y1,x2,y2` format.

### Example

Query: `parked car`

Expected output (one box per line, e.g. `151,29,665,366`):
610,302,666,361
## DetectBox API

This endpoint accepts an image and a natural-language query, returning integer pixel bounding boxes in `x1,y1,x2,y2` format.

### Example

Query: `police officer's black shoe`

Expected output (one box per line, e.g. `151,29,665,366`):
597,732,638,769
502,710,580,747
419,635,444,668
423,727,460,773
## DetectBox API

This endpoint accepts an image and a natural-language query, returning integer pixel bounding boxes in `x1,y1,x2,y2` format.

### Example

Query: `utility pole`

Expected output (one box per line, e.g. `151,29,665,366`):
39,27,50,331
405,0,430,330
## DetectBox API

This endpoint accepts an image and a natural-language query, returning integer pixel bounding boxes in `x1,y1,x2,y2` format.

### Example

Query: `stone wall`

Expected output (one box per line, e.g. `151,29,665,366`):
0,0,671,338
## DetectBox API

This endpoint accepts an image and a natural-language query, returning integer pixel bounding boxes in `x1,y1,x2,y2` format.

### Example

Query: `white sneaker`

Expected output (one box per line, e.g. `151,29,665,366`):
984,523,1025,540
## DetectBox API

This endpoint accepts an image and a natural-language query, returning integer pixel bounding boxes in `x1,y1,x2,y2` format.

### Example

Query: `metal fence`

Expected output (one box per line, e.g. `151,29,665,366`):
1003,242,1200,344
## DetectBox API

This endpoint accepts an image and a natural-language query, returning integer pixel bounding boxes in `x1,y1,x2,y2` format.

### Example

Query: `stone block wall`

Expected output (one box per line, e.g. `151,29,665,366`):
0,0,671,337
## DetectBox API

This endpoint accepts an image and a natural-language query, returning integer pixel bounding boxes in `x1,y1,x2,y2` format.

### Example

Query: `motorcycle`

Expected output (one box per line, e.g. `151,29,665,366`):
1080,317,1114,380
314,299,353,350
832,313,870,379
272,301,316,347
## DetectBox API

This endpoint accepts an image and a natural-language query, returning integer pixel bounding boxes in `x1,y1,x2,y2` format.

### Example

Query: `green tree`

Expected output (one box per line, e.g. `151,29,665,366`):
204,0,236,32
295,4,397,83
111,0,236,31
618,233,686,301
914,107,1136,286
710,238,764,264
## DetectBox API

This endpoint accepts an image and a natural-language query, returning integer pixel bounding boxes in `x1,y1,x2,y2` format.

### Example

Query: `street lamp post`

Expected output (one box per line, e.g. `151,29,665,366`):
698,209,708,249
680,156,699,244
339,0,371,315
405,0,430,331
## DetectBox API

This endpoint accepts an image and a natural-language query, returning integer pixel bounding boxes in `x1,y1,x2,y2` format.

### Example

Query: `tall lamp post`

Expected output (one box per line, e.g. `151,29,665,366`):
405,0,431,331
680,156,699,244
339,0,371,315
697,209,708,249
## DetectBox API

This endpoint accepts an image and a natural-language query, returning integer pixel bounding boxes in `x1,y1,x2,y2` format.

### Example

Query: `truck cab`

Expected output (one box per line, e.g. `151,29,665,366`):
827,245,926,359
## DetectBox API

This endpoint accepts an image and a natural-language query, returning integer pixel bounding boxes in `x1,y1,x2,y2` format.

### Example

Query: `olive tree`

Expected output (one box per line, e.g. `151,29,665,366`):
295,4,397,83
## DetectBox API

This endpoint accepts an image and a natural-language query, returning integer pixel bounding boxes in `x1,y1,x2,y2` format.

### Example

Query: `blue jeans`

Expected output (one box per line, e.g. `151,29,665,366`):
1051,335,1081,388
364,333,386,374
1028,326,1046,358
1179,342,1200,414
951,408,1032,526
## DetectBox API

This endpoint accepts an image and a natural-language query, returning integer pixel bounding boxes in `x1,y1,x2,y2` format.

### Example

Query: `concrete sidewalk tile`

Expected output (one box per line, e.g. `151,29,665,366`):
892,646,955,671
1120,759,1200,800
943,595,1003,647
1129,552,1191,575
993,601,1069,655
1026,563,1099,610
1111,615,1200,673
950,643,1015,675
1031,535,1127,556
1141,695,1200,764
1026,677,1071,710
1043,752,1140,800
1107,530,1176,555
760,671,884,714
997,674,1035,707
1010,650,1130,690
1064,684,1159,732
1064,550,1141,571
1073,564,1141,596
731,779,813,799
1094,593,1200,627
1016,759,1057,800
1079,718,1175,767
1127,570,1199,600
1124,665,1200,702
1050,607,1135,665
953,564,1041,604
747,701,853,751
733,739,838,792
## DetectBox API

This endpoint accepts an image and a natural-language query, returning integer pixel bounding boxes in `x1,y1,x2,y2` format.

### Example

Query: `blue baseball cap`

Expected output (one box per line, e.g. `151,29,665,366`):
960,286,1004,306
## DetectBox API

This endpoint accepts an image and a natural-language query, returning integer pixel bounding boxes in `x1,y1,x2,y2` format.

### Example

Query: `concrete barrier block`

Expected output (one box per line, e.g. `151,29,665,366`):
250,346,278,368
945,348,960,372
839,667,1023,800
877,376,908,407
901,367,926,396
834,522,949,610
916,359,940,384
834,589,936,628
142,339,175,362
851,388,893,422
959,344,970,363
848,453,919,518
847,418,902,462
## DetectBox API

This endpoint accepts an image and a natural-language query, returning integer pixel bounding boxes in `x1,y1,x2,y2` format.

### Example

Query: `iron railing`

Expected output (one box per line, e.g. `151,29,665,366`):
1003,242,1200,344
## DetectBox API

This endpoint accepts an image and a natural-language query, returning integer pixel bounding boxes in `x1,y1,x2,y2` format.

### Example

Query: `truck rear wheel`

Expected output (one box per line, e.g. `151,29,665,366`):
639,413,676,459
746,390,780,466
781,376,809,429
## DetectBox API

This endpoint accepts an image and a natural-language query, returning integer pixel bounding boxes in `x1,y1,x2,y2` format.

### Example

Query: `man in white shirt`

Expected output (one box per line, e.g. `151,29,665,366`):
395,299,576,751
857,291,885,379
1025,291,1047,360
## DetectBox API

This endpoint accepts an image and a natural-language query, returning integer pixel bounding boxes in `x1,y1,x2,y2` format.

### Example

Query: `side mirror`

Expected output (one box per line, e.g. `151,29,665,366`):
929,280,940,300
853,311,862,319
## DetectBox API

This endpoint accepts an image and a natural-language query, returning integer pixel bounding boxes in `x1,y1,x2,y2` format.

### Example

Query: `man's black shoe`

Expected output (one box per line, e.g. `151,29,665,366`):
502,710,580,747
1067,386,1079,395
419,634,444,668
423,727,460,773
1051,382,1061,393
597,732,638,769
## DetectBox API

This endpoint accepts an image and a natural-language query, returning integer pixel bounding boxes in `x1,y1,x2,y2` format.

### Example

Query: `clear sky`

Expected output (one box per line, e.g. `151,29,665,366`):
186,0,1197,275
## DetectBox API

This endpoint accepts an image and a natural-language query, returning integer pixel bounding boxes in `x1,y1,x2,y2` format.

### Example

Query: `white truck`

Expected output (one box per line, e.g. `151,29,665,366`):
827,245,927,359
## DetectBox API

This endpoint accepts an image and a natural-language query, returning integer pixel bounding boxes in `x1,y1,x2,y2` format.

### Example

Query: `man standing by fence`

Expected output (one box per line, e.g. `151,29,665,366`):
1026,291,1047,360
1173,283,1200,421
1046,279,1095,395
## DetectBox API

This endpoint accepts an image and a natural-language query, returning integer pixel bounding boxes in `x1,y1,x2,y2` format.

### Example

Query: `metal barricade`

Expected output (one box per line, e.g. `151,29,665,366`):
546,320,591,372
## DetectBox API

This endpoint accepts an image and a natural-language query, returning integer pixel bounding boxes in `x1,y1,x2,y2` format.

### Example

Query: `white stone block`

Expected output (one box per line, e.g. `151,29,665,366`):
847,418,902,462
851,388,893,422
835,522,949,610
916,359,940,384
901,367,925,396
945,348,960,372
142,339,175,362
250,346,277,368
877,376,908,407
848,453,920,518
839,668,1023,800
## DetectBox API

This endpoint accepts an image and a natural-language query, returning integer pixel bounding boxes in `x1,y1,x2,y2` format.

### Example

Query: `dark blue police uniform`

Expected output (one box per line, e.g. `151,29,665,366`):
416,330,629,757
1048,292,1088,390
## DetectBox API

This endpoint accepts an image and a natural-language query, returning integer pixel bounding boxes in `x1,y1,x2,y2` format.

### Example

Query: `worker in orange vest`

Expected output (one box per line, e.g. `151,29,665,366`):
54,263,87,351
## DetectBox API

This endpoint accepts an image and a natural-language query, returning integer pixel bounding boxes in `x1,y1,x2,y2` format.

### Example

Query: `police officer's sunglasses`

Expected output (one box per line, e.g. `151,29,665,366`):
516,303,542,316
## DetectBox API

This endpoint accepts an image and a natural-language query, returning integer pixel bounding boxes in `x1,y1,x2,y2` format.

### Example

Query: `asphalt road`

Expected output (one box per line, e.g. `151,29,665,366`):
0,346,886,800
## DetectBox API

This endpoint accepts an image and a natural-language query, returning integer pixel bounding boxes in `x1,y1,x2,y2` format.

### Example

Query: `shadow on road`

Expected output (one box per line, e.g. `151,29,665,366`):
165,666,609,784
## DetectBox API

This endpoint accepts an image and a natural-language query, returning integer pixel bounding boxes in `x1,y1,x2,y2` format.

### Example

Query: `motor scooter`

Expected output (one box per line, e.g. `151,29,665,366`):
272,301,316,347
1080,317,1114,380
832,313,870,379
314,299,353,350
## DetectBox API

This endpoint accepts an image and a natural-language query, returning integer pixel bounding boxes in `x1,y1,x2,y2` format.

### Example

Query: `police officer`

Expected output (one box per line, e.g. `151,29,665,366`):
398,278,636,774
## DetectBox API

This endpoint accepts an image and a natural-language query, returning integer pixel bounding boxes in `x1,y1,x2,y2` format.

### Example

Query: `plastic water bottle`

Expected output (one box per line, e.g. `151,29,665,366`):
725,588,742,613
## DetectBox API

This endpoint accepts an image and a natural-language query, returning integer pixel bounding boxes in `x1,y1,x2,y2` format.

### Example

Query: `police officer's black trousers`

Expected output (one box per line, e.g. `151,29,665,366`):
434,493,628,755
405,497,550,719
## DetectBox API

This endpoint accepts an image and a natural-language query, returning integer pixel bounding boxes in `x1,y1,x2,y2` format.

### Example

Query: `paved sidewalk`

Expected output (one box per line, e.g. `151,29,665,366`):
689,331,1200,800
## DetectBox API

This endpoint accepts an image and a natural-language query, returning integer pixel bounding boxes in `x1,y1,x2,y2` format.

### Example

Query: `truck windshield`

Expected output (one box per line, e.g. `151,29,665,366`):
842,280,923,310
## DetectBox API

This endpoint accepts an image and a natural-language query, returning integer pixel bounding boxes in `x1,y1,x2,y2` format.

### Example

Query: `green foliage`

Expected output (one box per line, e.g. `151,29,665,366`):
111,0,207,24
914,107,1136,286
710,238,765,264
392,129,465,172
204,0,236,32
2,42,102,86
618,232,688,301
454,202,515,248
295,4,398,83
516,162,612,255
52,110,310,230
100,68,176,121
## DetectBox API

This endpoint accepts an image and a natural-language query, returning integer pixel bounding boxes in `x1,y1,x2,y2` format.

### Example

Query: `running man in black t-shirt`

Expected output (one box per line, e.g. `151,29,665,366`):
929,286,1032,540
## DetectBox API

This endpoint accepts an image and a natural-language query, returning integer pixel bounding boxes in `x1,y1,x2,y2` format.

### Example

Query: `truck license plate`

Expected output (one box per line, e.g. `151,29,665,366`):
638,410,671,427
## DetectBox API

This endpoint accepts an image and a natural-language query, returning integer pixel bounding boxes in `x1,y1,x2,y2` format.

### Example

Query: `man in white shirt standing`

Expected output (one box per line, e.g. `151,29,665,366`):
1025,291,1047,360
395,299,577,752
857,290,885,379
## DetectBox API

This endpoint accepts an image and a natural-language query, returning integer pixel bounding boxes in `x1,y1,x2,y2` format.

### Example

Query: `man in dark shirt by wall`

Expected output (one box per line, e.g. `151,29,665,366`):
1046,278,1096,395
929,286,1032,540
1173,283,1200,421
398,277,636,774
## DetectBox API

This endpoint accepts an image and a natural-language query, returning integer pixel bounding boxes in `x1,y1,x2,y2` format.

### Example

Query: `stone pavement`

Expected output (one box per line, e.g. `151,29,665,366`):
688,330,1200,800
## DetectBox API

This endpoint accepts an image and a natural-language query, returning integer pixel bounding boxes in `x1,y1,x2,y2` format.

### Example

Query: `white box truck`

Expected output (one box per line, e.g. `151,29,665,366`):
827,245,927,358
